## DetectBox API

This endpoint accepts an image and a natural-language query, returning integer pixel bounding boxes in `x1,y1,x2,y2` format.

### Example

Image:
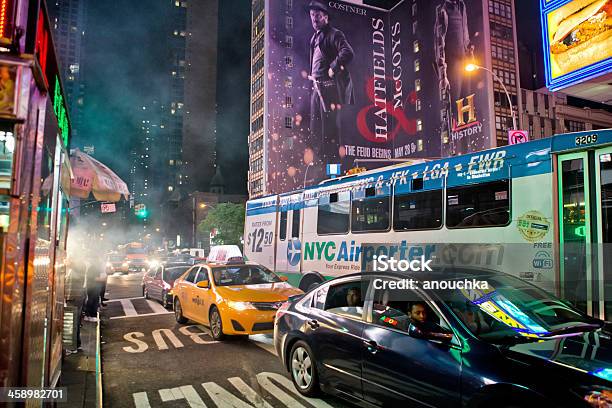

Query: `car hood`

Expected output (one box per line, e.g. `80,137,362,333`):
215,282,303,302
504,330,612,383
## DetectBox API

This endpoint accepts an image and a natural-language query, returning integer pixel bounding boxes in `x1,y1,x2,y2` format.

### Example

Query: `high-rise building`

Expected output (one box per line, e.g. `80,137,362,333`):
247,0,524,198
166,0,188,195
129,101,167,225
48,0,87,143
183,0,218,192
164,0,218,195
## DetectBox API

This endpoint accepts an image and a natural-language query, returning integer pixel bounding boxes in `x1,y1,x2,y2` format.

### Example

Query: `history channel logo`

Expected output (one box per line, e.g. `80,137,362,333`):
287,239,301,266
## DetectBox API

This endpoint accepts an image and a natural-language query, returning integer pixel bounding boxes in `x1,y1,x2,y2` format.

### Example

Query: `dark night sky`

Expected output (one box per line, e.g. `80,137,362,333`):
80,0,251,194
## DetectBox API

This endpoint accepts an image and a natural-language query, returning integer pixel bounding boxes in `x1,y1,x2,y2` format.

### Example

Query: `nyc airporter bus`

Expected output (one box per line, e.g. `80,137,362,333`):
244,129,612,320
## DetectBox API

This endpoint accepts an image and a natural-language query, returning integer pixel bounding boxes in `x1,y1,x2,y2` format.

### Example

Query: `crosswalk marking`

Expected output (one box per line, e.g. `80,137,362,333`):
120,299,138,316
147,299,170,314
111,311,173,320
249,334,276,356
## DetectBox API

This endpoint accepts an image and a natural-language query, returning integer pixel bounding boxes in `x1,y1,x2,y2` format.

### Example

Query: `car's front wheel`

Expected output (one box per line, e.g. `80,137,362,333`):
174,299,187,324
289,340,320,397
209,306,225,341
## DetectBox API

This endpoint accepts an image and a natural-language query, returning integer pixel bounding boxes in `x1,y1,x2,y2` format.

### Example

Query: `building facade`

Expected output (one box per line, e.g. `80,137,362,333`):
247,0,524,198
520,89,612,141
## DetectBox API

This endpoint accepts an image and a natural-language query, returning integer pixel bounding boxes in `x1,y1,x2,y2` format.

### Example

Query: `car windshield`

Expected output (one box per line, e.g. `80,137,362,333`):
166,266,190,281
442,274,601,343
211,265,281,286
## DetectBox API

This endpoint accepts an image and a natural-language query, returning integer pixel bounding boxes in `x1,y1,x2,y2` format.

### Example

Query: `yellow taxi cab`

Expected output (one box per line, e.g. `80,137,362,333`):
172,262,303,340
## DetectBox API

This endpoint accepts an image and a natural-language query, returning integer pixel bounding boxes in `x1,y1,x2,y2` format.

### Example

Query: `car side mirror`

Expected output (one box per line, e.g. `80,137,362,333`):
279,275,289,282
408,322,454,343
196,280,210,289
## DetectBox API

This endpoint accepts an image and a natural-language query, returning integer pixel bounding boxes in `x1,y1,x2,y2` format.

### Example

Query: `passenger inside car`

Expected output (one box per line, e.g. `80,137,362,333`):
324,283,365,318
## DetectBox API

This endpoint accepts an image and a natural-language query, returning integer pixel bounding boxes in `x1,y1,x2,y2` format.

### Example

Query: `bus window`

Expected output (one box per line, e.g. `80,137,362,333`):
279,211,287,241
446,180,510,228
292,209,300,238
394,190,442,230
318,191,350,235
352,195,390,232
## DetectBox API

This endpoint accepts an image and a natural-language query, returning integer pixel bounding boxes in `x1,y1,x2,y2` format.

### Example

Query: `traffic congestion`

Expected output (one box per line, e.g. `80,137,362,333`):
2,0,612,407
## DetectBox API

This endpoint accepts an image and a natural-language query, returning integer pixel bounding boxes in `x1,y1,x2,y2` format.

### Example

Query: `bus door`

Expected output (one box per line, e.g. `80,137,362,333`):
594,147,612,320
274,207,301,275
557,147,612,320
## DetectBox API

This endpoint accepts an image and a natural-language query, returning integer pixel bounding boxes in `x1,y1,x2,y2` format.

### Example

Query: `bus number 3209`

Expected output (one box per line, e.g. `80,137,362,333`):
246,228,273,252
575,134,597,146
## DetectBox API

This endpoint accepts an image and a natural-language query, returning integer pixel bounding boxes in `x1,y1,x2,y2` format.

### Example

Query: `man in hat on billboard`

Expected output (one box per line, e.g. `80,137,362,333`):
307,0,354,166
434,0,474,154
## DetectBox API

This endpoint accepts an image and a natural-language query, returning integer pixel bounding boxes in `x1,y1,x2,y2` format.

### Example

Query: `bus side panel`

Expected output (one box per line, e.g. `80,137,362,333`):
244,202,277,270
506,172,555,292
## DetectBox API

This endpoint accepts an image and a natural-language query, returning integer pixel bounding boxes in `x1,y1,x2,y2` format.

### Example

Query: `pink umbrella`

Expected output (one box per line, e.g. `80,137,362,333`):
68,149,129,202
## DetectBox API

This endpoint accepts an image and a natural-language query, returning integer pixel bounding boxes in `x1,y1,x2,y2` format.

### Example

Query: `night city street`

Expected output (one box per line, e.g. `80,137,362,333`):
0,0,611,407
101,274,349,408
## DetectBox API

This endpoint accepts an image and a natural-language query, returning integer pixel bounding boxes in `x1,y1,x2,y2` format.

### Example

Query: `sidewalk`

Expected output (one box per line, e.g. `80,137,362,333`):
59,317,102,408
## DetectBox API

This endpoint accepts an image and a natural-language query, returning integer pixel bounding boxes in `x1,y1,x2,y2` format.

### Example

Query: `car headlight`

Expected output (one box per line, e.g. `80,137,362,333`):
122,262,129,267
227,301,255,311
106,262,112,267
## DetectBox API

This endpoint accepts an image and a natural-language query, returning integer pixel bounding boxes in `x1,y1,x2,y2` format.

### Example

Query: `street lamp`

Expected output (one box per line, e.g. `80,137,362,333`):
303,162,314,189
465,63,517,130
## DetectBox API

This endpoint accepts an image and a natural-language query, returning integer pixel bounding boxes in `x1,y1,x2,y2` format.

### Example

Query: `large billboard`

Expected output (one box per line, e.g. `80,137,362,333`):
264,0,493,194
541,0,612,91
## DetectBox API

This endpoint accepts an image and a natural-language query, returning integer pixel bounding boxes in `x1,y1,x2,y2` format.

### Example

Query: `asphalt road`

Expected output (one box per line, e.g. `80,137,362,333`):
101,273,350,408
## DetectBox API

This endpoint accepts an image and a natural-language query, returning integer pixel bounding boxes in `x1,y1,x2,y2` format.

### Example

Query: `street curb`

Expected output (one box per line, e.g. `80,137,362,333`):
96,311,103,408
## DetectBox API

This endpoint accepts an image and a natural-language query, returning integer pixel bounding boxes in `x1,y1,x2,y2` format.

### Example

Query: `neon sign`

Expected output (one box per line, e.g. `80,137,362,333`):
52,76,69,147
0,0,15,42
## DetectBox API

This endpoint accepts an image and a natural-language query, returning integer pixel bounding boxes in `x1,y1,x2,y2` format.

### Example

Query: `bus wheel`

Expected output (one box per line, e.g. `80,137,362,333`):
299,274,323,292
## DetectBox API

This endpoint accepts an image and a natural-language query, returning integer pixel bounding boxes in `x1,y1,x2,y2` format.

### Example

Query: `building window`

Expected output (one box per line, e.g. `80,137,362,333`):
412,3,417,16
415,99,421,111
413,40,419,53
414,59,420,72
417,139,423,151
412,21,418,35
286,0,292,9
285,35,293,48
285,116,293,128
285,16,293,30
168,186,174,191
566,120,586,132
285,55,293,68
285,96,293,108
415,79,421,92
284,76,292,88
416,119,423,131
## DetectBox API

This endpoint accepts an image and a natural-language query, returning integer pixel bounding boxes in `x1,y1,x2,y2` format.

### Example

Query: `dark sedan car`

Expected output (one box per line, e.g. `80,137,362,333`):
274,270,612,408
142,263,191,308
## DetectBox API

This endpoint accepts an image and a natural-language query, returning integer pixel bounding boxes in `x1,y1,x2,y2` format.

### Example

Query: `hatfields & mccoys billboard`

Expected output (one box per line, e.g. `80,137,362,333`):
264,0,494,193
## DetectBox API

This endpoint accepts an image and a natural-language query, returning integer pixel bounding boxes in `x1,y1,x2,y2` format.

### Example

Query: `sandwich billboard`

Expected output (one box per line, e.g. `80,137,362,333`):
541,0,612,91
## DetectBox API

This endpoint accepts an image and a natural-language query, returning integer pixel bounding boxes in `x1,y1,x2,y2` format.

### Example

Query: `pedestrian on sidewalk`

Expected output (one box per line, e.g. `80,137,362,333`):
84,253,105,322
65,255,87,351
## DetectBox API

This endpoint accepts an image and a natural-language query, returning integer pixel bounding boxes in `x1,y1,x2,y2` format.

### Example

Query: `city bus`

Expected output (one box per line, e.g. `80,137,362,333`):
244,129,612,320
